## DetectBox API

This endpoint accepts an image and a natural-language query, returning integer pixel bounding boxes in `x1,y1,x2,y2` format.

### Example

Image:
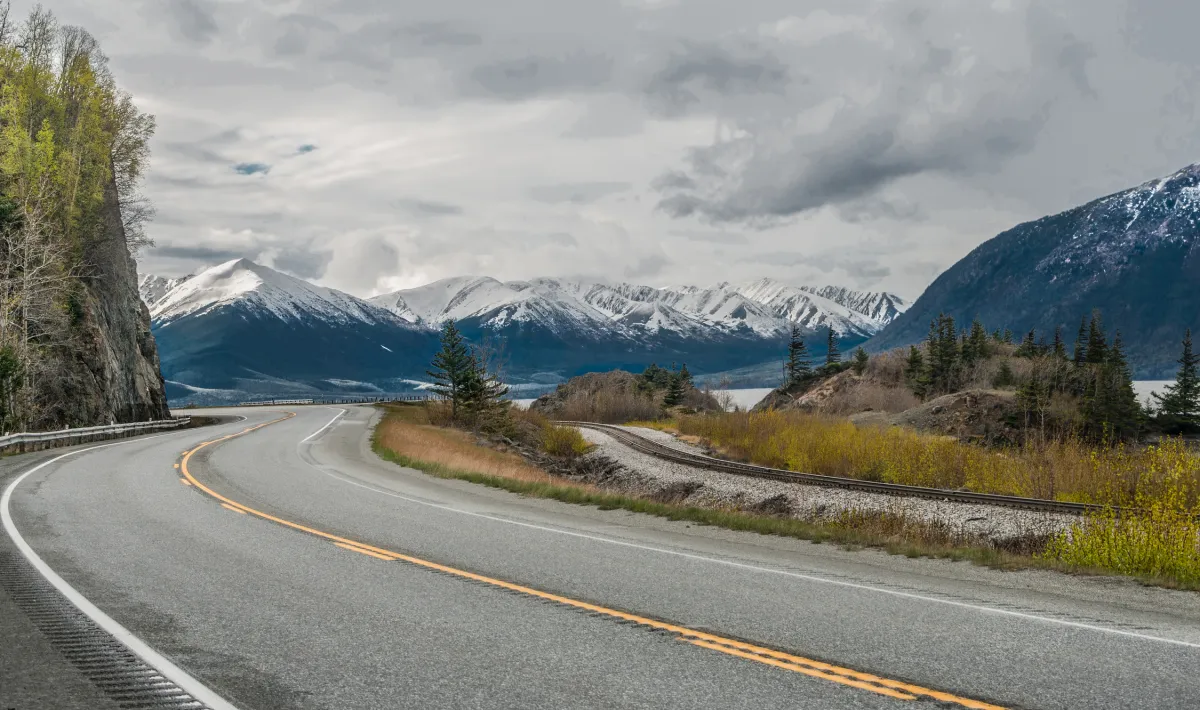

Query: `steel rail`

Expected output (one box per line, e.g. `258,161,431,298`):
564,421,1123,517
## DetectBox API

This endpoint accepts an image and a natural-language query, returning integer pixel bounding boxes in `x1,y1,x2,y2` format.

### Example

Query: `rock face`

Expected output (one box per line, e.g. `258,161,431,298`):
38,179,169,426
869,163,1200,378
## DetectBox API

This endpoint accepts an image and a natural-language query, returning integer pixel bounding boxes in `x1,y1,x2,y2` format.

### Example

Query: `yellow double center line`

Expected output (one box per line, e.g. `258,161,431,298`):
180,413,1004,709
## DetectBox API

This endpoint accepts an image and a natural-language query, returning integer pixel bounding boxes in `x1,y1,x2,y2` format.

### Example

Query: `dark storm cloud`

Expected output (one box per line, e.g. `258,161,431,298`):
468,53,613,100
527,182,630,204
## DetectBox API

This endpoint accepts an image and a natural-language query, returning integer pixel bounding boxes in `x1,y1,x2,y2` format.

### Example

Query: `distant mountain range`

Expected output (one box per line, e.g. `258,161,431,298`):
869,162,1200,378
141,260,907,404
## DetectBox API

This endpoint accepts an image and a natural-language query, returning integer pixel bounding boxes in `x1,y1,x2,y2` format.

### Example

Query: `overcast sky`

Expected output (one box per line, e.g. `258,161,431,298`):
20,0,1200,299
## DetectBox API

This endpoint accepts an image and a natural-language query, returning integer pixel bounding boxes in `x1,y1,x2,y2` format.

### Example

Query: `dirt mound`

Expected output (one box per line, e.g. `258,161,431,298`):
888,390,1021,445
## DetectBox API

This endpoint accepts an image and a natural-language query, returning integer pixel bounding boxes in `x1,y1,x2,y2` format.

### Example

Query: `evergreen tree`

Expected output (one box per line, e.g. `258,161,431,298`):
1016,329,1037,358
1003,329,1013,344
965,319,989,365
825,327,841,366
1053,326,1067,361
1073,316,1088,366
1153,329,1200,429
904,345,927,398
1086,310,1107,364
459,349,510,426
426,322,474,421
926,314,960,394
678,363,693,388
785,325,812,385
663,368,685,407
1084,332,1140,441
852,347,869,375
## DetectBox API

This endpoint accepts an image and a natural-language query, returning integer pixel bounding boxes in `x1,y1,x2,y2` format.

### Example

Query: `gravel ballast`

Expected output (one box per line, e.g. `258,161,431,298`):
575,426,1077,546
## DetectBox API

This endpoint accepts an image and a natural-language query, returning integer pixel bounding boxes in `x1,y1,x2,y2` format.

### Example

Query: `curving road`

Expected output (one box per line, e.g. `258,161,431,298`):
3,405,1200,709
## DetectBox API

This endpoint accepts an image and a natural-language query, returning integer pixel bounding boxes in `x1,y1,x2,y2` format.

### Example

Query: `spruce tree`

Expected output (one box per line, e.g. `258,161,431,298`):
1073,316,1088,366
852,347,869,375
460,350,510,427
427,322,474,421
785,325,812,385
1085,332,1140,441
1016,329,1037,358
663,369,685,407
1086,310,1107,365
1153,329,1200,428
966,319,989,364
1053,326,1067,360
678,363,693,388
992,359,1016,388
1003,328,1013,344
904,345,927,398
825,327,841,366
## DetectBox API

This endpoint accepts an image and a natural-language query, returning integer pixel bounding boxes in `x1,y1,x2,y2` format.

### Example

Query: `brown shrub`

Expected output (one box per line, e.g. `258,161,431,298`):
557,388,663,423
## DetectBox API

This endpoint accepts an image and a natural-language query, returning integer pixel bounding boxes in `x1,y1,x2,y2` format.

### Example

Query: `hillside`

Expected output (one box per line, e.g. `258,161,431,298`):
870,163,1200,377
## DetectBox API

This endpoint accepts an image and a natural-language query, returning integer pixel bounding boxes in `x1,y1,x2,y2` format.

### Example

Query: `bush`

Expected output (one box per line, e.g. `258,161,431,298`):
541,424,592,458
557,389,663,423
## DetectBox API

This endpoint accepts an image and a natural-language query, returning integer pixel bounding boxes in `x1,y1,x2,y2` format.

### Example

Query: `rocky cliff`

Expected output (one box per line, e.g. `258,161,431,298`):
36,179,169,426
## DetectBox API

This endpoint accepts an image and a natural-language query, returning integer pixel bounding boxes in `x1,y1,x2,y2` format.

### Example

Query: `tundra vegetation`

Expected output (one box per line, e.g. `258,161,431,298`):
0,2,154,431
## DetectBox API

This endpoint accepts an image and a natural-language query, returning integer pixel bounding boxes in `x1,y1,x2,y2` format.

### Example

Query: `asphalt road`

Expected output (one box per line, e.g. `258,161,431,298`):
4,405,1200,709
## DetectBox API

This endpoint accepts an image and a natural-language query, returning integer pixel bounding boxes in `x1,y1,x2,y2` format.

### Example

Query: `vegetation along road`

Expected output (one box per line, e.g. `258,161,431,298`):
3,405,1200,709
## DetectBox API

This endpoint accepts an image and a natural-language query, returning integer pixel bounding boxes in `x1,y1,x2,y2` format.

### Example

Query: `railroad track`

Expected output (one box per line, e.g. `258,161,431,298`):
563,421,1122,517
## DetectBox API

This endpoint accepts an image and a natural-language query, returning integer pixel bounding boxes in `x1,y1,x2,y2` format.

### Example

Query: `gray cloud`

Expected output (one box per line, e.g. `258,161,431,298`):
272,249,334,280
468,53,613,100
655,6,1100,224
392,198,464,216
407,22,482,47
623,254,668,280
152,245,245,262
527,182,630,204
645,42,790,116
162,0,217,44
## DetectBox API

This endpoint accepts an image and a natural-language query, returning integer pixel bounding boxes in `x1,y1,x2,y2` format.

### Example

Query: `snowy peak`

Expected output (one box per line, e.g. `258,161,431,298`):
139,273,192,308
372,275,907,339
149,259,410,329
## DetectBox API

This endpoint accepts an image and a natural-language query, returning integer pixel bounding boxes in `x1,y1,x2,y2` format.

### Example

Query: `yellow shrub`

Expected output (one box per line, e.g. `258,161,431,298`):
542,424,592,458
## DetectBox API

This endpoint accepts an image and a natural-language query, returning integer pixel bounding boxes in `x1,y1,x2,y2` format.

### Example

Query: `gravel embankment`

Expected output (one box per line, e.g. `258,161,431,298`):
577,426,1077,545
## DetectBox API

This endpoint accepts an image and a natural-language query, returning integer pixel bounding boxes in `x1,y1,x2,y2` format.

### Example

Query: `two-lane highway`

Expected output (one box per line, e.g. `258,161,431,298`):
5,405,1200,709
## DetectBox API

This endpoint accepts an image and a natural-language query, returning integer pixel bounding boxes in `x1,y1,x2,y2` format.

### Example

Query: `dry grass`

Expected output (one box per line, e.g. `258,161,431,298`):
820,381,921,416
375,404,565,485
373,404,1199,588
653,409,1200,585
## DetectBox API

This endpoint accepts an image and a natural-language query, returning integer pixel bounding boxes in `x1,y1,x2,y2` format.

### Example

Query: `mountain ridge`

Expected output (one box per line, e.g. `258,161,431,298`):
868,162,1200,378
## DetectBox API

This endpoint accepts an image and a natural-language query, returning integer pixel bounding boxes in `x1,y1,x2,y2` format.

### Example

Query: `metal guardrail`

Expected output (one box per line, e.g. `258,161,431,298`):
0,417,192,454
235,394,441,407
565,422,1126,517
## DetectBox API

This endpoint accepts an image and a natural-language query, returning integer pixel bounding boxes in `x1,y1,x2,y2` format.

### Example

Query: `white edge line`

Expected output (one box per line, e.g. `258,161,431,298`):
301,408,347,443
1,429,242,710
298,434,1200,651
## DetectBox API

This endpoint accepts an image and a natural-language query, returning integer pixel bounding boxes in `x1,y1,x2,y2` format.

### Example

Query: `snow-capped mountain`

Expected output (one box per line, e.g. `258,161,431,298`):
144,258,908,403
371,277,906,339
138,274,191,309
870,162,1200,377
151,258,408,328
145,259,439,403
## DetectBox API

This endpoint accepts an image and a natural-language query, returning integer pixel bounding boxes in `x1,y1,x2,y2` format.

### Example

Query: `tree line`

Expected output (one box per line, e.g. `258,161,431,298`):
902,310,1198,441
784,325,869,388
0,3,154,432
